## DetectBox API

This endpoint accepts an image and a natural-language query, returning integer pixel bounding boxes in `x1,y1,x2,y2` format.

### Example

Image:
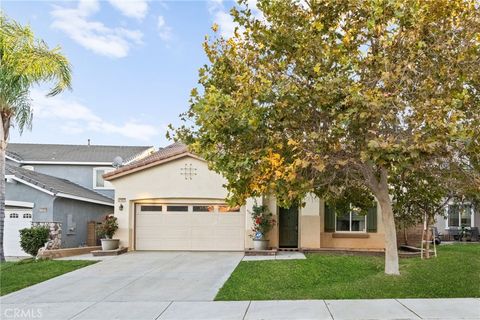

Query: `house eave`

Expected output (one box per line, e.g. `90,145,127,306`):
55,193,114,207
104,152,206,181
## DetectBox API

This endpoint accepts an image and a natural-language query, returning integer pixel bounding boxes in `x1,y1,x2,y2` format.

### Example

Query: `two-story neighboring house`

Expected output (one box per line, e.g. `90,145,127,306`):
4,143,154,256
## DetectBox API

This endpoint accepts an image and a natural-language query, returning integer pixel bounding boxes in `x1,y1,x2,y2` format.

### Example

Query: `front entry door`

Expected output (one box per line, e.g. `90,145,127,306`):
279,206,299,248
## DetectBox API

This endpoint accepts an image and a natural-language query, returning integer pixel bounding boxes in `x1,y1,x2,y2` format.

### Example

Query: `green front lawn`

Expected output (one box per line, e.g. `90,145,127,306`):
217,244,480,300
0,259,97,296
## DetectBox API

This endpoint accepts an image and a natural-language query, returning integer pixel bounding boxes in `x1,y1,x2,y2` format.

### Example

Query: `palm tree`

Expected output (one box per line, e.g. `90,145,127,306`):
0,14,72,261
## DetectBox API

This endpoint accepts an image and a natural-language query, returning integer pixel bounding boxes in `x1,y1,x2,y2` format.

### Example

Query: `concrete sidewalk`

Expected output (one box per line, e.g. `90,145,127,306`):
1,298,479,319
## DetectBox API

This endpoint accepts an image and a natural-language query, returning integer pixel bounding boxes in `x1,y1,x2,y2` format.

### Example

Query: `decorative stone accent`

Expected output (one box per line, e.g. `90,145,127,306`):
180,163,197,180
33,222,62,254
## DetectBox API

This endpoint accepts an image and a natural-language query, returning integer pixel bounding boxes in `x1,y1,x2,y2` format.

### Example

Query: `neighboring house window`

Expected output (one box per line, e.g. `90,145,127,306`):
9,213,18,218
446,204,474,228
23,213,32,219
93,167,114,190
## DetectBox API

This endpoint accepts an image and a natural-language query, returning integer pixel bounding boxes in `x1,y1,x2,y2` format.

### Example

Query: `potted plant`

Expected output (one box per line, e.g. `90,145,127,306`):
98,215,119,250
250,204,276,250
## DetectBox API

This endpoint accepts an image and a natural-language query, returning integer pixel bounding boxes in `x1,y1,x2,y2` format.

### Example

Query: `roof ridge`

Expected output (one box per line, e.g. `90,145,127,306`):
7,143,153,148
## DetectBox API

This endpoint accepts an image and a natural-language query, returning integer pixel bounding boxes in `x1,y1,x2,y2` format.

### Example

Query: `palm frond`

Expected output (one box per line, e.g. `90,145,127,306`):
0,12,71,137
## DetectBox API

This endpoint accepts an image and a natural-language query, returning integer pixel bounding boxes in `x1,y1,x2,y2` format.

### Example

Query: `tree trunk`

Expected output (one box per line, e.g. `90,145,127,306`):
425,215,430,259
376,191,400,275
362,165,400,275
0,112,7,262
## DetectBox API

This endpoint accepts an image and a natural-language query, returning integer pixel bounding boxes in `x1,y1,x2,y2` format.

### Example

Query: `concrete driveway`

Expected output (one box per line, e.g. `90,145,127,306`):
0,251,243,319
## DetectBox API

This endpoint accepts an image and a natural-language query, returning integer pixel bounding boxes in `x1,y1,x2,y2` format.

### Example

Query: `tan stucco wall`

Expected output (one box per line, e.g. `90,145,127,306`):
299,194,321,249
110,156,246,249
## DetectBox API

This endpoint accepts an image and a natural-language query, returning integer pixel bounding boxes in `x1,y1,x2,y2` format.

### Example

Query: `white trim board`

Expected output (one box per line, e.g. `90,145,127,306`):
5,200,34,208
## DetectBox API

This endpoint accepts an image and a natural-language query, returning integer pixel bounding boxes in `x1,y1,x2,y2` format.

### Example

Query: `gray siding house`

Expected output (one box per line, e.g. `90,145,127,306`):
4,143,154,255
6,143,154,199
6,166,114,248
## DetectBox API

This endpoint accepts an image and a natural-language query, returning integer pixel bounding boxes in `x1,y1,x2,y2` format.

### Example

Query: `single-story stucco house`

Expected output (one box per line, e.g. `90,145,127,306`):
104,143,386,252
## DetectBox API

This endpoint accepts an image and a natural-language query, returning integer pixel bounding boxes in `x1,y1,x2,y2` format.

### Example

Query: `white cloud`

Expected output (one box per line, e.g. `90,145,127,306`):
207,0,236,38
31,89,160,142
207,0,264,38
108,0,149,20
51,0,143,58
157,15,172,41
214,11,236,38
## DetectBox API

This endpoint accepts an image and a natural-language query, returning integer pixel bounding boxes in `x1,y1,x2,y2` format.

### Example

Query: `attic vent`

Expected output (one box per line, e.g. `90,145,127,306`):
21,165,34,171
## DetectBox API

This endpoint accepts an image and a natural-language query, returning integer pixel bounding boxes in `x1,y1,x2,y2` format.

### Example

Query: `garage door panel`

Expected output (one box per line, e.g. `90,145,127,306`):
162,214,194,226
161,226,191,238
191,226,216,238
191,214,217,226
5,209,32,256
135,203,245,251
217,214,244,226
159,238,192,250
136,215,165,227
214,227,244,239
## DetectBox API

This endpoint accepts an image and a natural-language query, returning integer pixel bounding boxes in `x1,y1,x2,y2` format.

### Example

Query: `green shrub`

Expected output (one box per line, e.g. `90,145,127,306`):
19,226,49,256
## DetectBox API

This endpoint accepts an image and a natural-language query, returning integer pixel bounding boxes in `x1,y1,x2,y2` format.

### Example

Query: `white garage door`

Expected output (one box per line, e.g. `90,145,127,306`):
5,208,33,256
135,203,245,251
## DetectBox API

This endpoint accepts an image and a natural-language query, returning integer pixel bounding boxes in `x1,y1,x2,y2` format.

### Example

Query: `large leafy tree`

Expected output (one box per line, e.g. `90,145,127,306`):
0,14,71,262
175,0,480,274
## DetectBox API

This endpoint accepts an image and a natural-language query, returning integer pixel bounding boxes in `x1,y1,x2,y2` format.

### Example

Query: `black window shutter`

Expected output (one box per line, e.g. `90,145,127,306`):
324,203,335,232
367,205,377,233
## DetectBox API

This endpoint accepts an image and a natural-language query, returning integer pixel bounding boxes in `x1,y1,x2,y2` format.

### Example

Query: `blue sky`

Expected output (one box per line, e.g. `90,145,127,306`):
2,0,242,147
